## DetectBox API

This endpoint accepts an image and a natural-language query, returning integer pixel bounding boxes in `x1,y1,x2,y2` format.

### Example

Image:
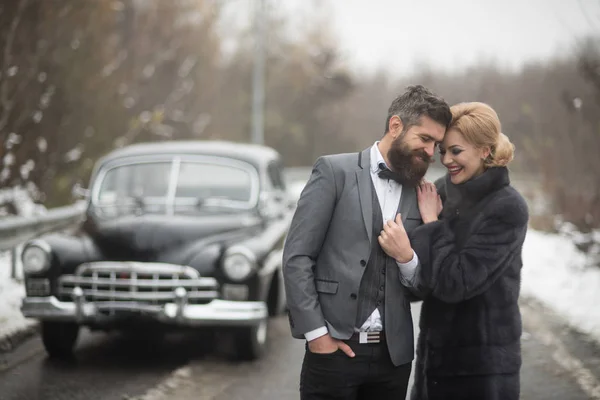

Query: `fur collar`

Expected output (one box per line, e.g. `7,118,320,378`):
440,167,510,218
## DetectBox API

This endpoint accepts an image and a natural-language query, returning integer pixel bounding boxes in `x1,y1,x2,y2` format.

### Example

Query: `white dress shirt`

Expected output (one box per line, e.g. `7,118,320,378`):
304,142,419,341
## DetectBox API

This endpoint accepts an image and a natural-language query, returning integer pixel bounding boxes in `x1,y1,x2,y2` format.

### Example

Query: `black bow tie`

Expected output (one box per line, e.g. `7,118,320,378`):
377,163,403,183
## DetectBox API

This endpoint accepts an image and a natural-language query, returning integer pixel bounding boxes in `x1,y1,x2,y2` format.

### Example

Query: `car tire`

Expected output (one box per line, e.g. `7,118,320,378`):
41,321,80,359
234,317,268,361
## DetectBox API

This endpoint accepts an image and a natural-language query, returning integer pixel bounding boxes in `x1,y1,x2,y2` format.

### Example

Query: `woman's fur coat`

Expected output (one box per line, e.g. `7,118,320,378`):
409,167,529,400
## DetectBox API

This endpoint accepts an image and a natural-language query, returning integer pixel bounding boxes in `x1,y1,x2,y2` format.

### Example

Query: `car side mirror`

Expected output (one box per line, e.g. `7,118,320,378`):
273,191,296,213
272,192,285,203
258,192,286,220
286,197,297,210
71,183,89,200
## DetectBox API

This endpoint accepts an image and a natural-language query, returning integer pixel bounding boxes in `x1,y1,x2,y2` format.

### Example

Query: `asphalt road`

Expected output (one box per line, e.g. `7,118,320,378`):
0,298,599,400
0,328,214,400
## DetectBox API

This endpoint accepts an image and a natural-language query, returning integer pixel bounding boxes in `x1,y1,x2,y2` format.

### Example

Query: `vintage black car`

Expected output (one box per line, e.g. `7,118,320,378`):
20,140,293,360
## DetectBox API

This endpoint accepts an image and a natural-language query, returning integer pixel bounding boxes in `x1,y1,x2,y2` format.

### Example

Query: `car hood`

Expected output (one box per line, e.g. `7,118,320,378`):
86,212,262,261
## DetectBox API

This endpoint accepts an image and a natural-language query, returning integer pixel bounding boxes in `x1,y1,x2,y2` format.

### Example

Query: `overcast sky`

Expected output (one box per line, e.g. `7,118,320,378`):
237,0,600,76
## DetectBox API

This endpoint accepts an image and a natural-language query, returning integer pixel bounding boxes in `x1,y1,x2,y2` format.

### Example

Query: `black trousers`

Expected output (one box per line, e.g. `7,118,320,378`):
300,339,412,400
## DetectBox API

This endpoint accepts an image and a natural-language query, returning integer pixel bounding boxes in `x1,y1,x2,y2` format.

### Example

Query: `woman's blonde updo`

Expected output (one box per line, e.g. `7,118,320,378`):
448,102,514,168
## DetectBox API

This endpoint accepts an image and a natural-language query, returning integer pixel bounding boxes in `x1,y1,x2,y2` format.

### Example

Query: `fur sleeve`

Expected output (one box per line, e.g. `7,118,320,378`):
408,191,529,303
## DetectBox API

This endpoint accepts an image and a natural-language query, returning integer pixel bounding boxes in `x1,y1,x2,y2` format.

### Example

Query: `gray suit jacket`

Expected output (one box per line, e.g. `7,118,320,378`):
282,147,424,366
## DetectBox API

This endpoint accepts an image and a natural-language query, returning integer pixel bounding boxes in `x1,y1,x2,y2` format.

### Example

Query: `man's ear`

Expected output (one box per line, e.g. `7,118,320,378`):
389,116,404,139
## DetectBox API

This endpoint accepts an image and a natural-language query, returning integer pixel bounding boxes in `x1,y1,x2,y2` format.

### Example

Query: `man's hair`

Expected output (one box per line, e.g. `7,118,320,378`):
384,85,452,134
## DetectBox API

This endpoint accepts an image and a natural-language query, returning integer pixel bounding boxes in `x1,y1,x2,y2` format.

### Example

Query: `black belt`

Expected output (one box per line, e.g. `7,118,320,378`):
347,331,384,344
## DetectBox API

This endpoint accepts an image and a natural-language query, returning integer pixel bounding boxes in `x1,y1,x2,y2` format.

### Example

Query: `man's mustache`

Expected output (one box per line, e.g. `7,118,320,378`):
396,148,432,164
414,149,432,164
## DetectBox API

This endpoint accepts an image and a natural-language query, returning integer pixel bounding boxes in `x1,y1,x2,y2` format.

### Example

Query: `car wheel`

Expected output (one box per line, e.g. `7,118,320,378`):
234,317,268,361
41,321,80,359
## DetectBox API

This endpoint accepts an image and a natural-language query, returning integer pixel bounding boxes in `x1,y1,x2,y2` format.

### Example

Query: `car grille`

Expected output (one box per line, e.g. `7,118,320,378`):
58,262,219,306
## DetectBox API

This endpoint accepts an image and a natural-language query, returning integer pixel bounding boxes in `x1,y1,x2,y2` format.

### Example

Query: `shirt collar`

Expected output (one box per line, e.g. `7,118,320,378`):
370,141,388,173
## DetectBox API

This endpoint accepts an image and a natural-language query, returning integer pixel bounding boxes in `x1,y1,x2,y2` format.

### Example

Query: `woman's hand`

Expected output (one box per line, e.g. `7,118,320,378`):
417,180,442,223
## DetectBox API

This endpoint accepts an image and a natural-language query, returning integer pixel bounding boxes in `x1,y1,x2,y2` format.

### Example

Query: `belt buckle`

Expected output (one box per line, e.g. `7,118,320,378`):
359,331,381,344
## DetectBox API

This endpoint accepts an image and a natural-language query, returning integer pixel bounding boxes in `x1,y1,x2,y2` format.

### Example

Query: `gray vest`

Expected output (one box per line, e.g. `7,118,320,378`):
355,179,396,330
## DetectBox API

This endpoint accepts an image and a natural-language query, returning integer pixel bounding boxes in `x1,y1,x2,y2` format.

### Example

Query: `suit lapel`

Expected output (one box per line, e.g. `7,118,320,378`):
398,185,416,223
356,148,373,243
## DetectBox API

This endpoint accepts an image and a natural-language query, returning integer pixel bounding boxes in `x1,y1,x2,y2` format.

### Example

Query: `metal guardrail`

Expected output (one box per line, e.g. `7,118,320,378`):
0,201,86,252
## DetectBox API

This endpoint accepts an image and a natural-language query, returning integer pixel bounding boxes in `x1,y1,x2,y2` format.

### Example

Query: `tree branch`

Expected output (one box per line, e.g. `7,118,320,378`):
0,0,30,133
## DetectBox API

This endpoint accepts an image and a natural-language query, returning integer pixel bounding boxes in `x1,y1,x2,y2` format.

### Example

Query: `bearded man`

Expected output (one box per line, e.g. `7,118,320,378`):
282,85,452,400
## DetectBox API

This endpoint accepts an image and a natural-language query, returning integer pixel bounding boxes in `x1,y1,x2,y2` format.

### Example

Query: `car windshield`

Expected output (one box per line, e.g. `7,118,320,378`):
93,159,257,217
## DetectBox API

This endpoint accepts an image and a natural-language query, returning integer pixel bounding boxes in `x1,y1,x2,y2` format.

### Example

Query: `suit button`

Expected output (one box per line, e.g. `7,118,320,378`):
350,293,357,300
381,268,386,275
360,260,366,267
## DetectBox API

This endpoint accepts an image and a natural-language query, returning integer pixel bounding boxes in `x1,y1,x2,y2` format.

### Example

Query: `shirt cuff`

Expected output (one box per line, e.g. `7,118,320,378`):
396,250,419,283
304,326,328,342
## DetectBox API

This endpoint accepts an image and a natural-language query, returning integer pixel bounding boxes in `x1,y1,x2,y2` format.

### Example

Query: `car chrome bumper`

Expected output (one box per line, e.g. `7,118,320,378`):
21,296,268,327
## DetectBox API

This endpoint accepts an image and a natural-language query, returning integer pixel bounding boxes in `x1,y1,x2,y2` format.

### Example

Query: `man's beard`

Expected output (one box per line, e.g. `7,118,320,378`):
387,137,431,187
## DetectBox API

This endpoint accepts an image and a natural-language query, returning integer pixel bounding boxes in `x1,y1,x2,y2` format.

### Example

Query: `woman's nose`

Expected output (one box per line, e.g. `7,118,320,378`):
441,152,452,166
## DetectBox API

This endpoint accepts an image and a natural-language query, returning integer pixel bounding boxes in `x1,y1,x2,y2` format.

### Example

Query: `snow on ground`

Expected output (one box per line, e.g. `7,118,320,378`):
0,252,37,343
521,229,600,343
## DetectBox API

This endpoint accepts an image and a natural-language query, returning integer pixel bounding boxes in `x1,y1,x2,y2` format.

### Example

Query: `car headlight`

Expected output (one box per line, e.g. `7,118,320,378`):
21,240,51,274
222,246,257,281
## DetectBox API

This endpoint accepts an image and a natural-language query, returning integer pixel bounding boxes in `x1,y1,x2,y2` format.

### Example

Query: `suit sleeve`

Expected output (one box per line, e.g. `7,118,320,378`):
282,156,337,337
408,194,528,304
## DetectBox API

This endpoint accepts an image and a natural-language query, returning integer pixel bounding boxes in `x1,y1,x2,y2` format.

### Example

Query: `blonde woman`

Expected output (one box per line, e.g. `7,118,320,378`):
378,102,529,400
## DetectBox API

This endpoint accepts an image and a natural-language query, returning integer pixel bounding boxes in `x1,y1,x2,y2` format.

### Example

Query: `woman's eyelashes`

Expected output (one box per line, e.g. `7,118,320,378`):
439,147,462,156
